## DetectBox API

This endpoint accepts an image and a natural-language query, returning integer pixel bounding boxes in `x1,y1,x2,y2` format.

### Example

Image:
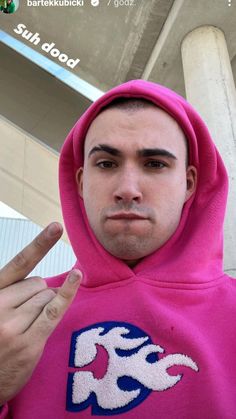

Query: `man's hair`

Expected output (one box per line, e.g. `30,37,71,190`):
103,97,156,113
101,97,189,167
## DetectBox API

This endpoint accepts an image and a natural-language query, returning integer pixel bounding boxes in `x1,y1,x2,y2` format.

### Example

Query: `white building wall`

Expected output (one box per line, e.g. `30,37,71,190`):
0,218,76,277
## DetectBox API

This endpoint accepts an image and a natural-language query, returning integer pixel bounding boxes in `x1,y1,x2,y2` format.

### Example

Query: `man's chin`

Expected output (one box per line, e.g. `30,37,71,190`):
104,218,151,236
100,234,158,262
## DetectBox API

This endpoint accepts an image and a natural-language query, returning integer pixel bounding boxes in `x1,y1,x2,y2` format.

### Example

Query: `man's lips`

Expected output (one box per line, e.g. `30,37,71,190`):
107,212,148,220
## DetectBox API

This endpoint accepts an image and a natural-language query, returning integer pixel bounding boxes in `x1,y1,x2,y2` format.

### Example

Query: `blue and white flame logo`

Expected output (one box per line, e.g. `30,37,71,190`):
67,321,198,415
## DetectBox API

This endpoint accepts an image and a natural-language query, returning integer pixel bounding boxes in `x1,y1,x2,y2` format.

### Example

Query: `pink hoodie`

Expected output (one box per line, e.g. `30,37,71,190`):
2,80,236,418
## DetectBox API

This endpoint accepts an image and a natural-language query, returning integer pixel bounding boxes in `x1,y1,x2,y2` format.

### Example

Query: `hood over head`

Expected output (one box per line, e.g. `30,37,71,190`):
59,79,228,288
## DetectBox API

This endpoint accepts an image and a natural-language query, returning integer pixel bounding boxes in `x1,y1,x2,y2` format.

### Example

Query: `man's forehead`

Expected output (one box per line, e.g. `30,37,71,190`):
84,105,185,150
82,102,189,166
89,102,176,124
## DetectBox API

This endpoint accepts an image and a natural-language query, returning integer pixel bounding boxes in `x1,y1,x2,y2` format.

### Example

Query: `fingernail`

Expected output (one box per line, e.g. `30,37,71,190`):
68,270,82,284
47,222,62,237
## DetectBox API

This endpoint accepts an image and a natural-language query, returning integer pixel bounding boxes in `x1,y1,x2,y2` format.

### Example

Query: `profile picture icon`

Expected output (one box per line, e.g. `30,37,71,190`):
0,0,18,13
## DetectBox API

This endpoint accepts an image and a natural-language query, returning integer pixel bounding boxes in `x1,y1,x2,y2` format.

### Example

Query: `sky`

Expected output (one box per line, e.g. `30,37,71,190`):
0,201,27,219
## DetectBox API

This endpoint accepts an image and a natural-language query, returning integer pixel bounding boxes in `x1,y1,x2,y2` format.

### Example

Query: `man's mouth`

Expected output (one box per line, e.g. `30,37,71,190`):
107,212,148,220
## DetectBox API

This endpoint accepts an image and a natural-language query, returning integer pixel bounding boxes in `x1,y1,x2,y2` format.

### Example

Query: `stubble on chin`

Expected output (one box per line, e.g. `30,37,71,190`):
98,228,159,260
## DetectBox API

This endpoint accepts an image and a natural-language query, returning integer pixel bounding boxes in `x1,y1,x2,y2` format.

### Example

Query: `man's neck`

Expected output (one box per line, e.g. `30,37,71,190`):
123,259,142,268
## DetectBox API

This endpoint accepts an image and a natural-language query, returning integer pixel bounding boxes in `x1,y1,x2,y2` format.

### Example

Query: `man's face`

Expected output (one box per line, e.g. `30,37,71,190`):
76,106,197,267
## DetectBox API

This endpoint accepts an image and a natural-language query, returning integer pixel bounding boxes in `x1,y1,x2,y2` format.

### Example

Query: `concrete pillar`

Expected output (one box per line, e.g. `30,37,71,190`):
181,25,236,277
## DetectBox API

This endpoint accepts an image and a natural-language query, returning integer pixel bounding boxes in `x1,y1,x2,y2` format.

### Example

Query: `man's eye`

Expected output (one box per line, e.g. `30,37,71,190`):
96,160,117,169
145,160,167,169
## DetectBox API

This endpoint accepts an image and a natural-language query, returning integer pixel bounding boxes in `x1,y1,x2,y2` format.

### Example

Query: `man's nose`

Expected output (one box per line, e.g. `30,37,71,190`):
113,169,143,204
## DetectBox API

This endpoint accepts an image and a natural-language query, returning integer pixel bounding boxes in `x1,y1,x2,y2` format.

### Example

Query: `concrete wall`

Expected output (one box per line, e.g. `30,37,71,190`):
0,116,70,242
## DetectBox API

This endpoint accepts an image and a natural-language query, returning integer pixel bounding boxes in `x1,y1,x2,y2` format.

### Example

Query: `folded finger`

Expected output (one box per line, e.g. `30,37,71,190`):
13,289,57,334
25,270,82,341
0,277,47,308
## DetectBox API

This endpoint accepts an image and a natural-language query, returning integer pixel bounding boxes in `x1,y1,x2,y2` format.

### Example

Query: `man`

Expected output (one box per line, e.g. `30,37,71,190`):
0,0,15,14
0,79,235,418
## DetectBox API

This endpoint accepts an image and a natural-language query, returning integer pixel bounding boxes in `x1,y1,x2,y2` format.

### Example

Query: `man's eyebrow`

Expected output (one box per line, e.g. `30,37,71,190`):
138,148,177,160
88,144,177,161
88,144,122,158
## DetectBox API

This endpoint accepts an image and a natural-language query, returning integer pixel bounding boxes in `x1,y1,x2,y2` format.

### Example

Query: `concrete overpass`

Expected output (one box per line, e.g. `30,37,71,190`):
0,0,236,273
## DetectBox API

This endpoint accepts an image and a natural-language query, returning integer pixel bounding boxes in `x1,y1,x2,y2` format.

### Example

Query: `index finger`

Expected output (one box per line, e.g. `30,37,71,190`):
0,222,63,289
